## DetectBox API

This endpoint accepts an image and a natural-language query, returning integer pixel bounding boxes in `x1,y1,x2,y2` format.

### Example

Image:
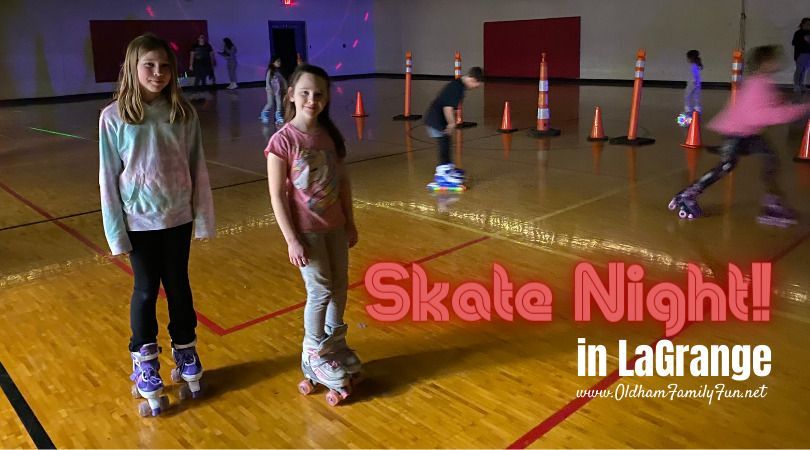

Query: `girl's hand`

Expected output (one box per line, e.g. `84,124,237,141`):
288,239,309,267
346,223,359,248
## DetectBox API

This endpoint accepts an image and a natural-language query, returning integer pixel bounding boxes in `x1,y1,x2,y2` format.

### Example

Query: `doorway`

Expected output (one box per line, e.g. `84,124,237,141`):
268,21,307,80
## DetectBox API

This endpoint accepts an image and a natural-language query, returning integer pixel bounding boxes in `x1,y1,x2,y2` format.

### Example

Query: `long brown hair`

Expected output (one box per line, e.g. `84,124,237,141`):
283,64,346,159
745,45,782,74
114,33,193,124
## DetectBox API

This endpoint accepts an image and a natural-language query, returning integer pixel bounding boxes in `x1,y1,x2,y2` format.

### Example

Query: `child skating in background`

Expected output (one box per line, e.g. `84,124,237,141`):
260,56,288,125
264,64,361,403
679,50,703,127
99,33,215,416
423,67,483,188
669,45,810,226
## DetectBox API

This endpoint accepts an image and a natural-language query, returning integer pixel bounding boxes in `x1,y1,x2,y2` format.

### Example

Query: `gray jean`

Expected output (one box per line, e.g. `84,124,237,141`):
227,60,237,84
794,54,810,91
262,89,283,114
299,227,349,355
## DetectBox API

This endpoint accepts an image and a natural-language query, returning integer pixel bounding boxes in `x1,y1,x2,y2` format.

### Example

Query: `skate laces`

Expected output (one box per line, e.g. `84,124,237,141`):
133,361,161,385
175,348,197,366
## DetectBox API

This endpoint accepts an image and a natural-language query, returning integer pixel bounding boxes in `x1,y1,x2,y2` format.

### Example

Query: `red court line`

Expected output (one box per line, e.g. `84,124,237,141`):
221,235,493,334
0,180,227,336
506,230,810,448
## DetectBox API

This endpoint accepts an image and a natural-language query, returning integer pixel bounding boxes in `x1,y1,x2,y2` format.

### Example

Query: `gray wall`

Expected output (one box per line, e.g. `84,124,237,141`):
373,0,807,84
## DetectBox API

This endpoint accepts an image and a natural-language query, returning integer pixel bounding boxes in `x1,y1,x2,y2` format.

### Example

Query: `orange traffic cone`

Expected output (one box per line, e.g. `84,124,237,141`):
498,101,517,133
587,106,608,141
680,111,702,149
794,119,810,163
351,91,368,117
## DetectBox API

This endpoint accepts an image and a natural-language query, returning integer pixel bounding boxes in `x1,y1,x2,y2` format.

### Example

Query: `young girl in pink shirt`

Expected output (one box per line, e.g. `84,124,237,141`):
264,64,361,402
669,45,809,226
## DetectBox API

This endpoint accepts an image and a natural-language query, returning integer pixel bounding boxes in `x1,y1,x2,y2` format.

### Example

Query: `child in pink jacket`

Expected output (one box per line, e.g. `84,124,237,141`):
669,45,809,227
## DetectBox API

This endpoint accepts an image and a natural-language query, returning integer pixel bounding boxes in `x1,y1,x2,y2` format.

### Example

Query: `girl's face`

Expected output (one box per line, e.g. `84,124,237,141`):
137,49,171,102
273,58,282,68
289,73,328,121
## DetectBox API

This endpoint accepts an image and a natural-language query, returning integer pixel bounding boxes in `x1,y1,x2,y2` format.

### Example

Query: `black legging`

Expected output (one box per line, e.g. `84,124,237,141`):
437,135,451,165
689,136,781,196
127,222,197,351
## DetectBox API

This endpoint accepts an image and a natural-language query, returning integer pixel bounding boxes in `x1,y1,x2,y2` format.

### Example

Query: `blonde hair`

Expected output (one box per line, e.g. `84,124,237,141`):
115,33,193,124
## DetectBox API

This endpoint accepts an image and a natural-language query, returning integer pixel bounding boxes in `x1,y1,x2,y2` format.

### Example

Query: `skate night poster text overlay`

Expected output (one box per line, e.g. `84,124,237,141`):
362,261,774,385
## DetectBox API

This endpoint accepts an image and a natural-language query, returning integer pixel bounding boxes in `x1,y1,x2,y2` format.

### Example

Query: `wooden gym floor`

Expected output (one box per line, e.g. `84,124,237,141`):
0,78,809,448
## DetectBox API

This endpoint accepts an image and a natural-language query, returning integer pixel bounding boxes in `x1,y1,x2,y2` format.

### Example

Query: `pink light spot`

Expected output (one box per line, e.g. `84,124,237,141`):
364,11,369,21
146,5,155,17
169,41,179,52
352,39,359,48
335,62,343,71
336,86,344,95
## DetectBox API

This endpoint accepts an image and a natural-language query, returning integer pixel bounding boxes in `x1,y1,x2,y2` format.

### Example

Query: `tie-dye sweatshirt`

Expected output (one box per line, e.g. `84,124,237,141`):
99,98,215,255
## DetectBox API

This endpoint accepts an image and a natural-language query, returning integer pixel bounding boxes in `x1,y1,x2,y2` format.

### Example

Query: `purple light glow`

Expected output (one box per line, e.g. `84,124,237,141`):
335,62,343,70
352,39,359,48
363,12,369,21
146,5,155,17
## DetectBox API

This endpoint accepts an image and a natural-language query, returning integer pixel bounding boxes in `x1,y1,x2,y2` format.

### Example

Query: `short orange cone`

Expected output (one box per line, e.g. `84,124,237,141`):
587,106,608,141
794,119,810,163
680,111,702,149
351,91,368,117
497,101,517,133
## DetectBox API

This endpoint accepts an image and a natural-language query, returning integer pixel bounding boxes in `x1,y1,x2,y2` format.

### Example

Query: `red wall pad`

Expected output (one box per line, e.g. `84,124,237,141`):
484,17,580,79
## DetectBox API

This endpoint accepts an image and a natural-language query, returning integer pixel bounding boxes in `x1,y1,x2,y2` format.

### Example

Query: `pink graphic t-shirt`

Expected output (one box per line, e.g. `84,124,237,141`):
264,123,346,232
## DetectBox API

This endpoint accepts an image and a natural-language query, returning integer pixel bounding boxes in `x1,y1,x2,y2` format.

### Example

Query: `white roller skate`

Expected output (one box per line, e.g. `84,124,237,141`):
427,163,466,192
297,349,353,406
130,343,169,417
325,324,363,380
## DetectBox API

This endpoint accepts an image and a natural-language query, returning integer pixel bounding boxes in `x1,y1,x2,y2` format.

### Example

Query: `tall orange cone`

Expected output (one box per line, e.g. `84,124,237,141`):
497,101,517,133
680,111,702,149
730,49,743,105
794,119,810,163
351,91,368,117
393,51,422,120
587,106,608,141
453,51,477,128
609,49,655,145
529,53,560,137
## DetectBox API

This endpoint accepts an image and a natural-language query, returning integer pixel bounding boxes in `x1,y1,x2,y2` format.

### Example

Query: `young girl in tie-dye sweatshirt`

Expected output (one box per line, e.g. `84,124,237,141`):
99,33,215,416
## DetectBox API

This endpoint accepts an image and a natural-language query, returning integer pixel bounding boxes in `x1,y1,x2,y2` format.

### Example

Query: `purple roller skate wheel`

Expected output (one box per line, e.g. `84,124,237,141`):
668,199,678,210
